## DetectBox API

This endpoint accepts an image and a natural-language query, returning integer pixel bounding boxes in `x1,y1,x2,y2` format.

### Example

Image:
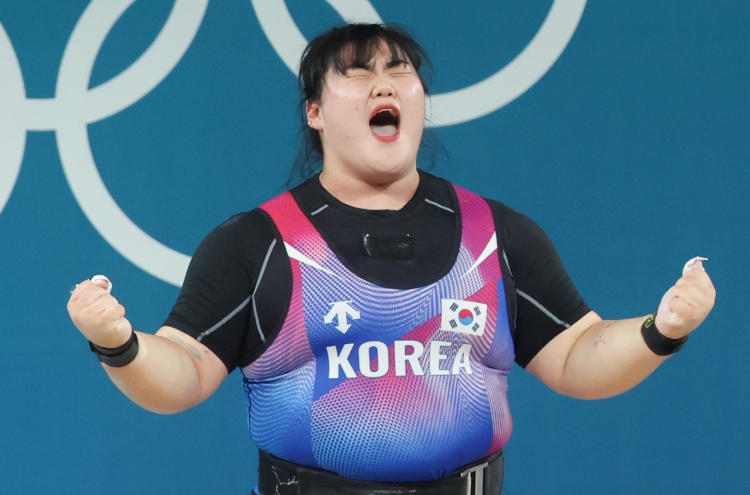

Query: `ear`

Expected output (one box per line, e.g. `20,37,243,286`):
306,100,323,130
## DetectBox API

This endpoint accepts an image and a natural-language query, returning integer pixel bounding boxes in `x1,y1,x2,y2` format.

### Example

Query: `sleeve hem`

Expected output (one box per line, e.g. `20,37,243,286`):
163,316,238,374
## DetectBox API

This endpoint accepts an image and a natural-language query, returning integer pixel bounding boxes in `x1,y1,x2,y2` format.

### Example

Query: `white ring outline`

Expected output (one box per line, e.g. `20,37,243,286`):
0,21,27,216
1,0,207,285
251,0,588,126
2,0,586,287
54,0,208,286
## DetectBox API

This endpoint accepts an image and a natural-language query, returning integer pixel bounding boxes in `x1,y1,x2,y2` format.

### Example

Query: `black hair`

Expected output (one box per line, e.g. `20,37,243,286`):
288,23,445,188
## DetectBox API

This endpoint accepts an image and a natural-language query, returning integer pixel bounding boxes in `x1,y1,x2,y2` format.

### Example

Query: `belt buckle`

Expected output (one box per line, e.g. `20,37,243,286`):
460,461,488,495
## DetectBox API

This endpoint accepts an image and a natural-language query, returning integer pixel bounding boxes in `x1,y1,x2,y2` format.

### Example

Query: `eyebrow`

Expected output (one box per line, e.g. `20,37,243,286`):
386,57,409,68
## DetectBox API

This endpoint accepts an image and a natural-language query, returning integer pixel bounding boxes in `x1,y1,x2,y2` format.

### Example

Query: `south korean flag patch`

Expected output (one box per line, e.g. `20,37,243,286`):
440,299,488,337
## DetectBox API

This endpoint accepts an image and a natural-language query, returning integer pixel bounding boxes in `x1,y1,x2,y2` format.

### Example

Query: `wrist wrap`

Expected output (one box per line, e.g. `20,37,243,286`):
89,332,139,367
641,314,688,356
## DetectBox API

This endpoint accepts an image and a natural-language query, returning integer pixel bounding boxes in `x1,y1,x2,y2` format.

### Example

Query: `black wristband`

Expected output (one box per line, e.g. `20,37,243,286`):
89,332,139,367
641,314,688,356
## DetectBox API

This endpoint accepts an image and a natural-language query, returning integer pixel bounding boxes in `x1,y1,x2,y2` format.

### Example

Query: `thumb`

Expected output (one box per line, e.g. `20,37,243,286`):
655,286,682,330
115,315,133,336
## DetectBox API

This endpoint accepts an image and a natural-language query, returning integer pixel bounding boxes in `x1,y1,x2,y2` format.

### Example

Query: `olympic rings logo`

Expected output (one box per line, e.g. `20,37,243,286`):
0,0,586,286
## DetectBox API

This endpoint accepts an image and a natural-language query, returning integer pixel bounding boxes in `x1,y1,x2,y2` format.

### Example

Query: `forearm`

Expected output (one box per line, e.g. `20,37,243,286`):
558,316,668,399
102,331,211,414
528,258,714,400
69,279,228,413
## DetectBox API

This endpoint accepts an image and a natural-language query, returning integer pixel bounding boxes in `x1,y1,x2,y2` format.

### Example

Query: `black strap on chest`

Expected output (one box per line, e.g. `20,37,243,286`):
257,449,504,495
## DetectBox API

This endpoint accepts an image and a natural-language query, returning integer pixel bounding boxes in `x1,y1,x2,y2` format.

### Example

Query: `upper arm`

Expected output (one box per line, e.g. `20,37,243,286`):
155,326,228,401
488,200,591,367
524,310,601,393
163,210,290,372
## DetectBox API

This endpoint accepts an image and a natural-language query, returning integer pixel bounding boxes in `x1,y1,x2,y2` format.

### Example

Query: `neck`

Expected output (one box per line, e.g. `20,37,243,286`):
318,167,420,210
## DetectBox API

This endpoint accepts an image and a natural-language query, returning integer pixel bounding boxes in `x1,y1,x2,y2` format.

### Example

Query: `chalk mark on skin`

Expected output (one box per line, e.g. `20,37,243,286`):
272,467,298,495
166,334,203,362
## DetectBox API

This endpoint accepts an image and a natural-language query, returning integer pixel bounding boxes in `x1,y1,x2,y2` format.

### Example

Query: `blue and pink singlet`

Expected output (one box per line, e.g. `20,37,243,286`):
242,185,514,482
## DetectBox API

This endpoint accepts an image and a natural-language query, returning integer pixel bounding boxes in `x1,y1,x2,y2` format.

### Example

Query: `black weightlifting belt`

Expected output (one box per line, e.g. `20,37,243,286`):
258,449,504,495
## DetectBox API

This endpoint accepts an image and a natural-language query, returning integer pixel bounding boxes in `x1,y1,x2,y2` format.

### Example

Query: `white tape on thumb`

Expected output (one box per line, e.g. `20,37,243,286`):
682,256,708,276
91,275,112,294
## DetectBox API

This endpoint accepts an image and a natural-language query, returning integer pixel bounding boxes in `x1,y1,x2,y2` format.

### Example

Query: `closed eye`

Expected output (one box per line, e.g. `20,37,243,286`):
345,66,371,78
387,63,413,76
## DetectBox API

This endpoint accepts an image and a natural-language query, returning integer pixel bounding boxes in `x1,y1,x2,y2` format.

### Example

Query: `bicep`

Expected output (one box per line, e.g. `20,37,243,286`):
155,326,228,400
525,311,601,393
491,202,590,367
163,210,284,372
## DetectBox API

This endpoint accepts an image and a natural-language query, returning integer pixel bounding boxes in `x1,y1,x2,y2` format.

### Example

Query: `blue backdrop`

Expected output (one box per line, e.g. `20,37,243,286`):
0,1,747,493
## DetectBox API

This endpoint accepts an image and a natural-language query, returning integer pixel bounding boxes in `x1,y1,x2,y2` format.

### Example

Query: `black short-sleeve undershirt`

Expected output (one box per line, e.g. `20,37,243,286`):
163,172,590,372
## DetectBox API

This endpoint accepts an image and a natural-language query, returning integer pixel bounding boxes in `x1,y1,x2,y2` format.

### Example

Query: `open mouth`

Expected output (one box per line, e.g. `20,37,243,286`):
369,107,400,141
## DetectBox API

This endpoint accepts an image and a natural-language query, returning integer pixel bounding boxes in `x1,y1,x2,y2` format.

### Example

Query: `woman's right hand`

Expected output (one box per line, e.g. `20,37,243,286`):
67,276,133,348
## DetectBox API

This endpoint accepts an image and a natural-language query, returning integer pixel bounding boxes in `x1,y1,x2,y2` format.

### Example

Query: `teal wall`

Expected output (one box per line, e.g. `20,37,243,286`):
0,1,747,493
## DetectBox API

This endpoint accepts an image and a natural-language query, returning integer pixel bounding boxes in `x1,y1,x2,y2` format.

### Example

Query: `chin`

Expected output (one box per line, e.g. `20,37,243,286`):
361,161,416,185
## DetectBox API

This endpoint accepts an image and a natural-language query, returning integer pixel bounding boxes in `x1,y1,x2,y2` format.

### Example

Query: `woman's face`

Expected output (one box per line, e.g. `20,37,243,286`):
307,43,426,185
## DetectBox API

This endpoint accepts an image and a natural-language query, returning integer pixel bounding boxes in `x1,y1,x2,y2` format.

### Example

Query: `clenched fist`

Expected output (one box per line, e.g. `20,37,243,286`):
67,275,133,349
654,257,716,339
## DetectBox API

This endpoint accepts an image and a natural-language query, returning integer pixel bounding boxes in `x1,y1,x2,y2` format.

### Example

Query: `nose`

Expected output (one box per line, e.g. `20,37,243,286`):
375,86,394,97
372,75,395,97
